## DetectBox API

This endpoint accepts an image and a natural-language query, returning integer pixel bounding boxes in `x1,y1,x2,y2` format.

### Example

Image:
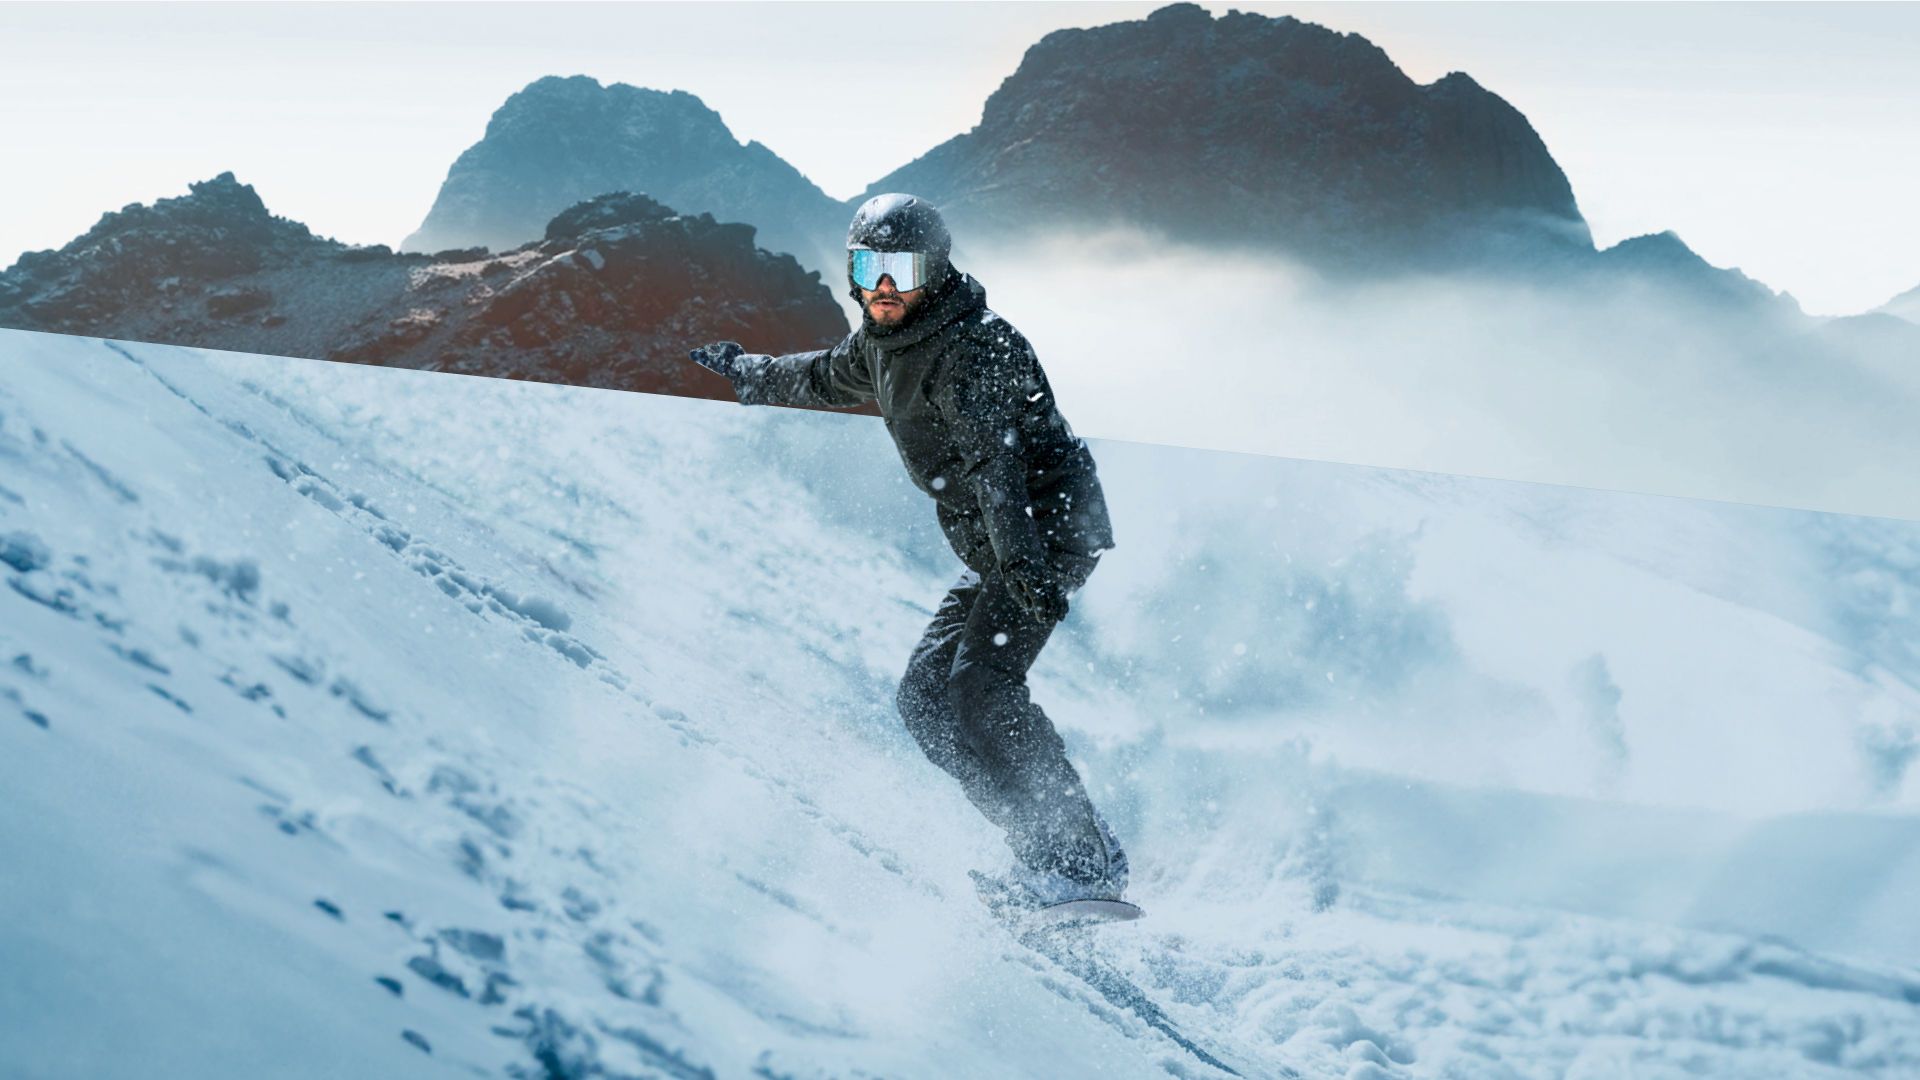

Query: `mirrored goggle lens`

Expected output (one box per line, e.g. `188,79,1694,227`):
849,249,930,292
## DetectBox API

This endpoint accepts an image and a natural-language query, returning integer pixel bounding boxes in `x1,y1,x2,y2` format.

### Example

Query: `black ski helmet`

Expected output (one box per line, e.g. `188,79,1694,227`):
846,193,952,295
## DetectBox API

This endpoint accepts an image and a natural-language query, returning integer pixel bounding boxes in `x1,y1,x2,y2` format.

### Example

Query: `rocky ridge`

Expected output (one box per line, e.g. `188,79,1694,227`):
0,175,850,400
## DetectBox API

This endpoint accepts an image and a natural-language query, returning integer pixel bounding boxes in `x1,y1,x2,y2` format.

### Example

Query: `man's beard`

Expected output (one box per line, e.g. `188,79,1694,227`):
861,290,929,337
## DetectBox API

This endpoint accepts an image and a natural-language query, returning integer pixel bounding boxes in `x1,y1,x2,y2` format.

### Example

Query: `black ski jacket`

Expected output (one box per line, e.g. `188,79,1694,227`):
729,272,1115,578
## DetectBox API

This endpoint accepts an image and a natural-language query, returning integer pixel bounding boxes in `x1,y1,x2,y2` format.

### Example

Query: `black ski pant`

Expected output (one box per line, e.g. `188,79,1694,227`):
895,550,1113,882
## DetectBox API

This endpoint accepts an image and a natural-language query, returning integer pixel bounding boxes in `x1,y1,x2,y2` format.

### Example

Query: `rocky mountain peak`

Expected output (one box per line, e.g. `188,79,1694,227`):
542,191,677,243
1145,1,1208,25
402,76,843,274
0,172,335,325
484,76,732,151
864,3,1589,270
169,170,275,223
27,170,318,267
1595,230,1798,315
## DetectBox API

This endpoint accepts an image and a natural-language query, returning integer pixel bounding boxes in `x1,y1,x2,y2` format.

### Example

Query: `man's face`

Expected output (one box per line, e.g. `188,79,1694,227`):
859,273,928,329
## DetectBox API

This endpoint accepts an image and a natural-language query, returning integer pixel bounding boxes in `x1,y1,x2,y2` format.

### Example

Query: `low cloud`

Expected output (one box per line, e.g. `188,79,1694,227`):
960,229,1920,520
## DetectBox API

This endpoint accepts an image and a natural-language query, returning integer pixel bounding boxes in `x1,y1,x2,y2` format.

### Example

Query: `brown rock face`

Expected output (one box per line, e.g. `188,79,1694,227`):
0,178,851,401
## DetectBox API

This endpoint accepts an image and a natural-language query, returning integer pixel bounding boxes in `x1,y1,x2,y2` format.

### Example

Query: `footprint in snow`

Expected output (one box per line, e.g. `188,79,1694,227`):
109,643,171,674
145,683,192,713
3,684,52,729
0,529,51,572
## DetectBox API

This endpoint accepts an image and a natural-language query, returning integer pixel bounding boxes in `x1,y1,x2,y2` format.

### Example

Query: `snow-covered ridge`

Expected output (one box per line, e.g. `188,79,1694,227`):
2,328,1917,1077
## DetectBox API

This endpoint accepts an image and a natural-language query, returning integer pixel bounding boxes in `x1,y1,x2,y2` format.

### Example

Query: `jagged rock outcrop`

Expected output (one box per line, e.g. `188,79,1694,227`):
402,76,845,276
858,3,1591,270
0,173,337,326
0,176,850,399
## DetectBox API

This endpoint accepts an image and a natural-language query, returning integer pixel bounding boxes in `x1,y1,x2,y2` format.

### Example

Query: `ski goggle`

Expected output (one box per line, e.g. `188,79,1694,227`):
848,249,934,293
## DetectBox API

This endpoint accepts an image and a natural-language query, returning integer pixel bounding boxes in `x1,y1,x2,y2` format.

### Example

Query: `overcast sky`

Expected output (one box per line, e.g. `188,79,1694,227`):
1,1,1914,315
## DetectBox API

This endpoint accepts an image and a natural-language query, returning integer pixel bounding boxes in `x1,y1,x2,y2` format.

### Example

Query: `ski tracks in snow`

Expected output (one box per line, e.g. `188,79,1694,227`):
7,335,1919,1079
5,337,1247,1077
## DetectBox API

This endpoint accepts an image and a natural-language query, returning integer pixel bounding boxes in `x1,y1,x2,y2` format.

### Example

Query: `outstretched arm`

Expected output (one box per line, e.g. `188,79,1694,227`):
690,334,874,409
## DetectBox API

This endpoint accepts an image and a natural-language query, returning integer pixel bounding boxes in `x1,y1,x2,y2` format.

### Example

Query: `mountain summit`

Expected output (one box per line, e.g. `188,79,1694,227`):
862,3,1590,269
403,75,845,274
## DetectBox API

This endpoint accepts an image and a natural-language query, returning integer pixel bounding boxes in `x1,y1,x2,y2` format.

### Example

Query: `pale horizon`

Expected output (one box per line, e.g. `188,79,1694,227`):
1,1,1916,315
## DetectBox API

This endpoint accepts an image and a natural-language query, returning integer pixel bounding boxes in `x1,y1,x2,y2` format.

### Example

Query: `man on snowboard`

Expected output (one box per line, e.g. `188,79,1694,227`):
690,194,1128,907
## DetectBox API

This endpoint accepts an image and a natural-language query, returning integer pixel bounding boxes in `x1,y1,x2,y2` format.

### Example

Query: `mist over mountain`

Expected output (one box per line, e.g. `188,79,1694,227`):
1880,282,1920,325
962,224,1920,521
402,75,846,276
1589,230,1801,319
0,174,848,397
1810,312,1920,372
863,3,1591,274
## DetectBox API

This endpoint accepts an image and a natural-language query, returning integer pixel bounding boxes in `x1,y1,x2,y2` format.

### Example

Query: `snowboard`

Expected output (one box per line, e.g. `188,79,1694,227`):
968,870,1248,1077
1035,897,1146,927
969,869,1144,928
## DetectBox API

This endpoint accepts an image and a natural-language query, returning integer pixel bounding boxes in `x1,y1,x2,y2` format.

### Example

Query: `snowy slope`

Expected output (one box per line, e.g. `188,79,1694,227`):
3,328,1918,1079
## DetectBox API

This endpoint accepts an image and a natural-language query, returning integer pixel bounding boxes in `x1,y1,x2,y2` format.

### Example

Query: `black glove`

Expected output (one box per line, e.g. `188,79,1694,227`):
1003,556,1070,625
689,341,745,381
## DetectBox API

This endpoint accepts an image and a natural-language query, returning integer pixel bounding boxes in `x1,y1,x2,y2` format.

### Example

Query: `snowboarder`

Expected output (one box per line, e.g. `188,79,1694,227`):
690,193,1129,907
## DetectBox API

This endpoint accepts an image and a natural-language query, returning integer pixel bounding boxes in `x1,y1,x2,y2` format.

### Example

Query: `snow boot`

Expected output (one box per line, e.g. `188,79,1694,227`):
1009,811,1130,905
